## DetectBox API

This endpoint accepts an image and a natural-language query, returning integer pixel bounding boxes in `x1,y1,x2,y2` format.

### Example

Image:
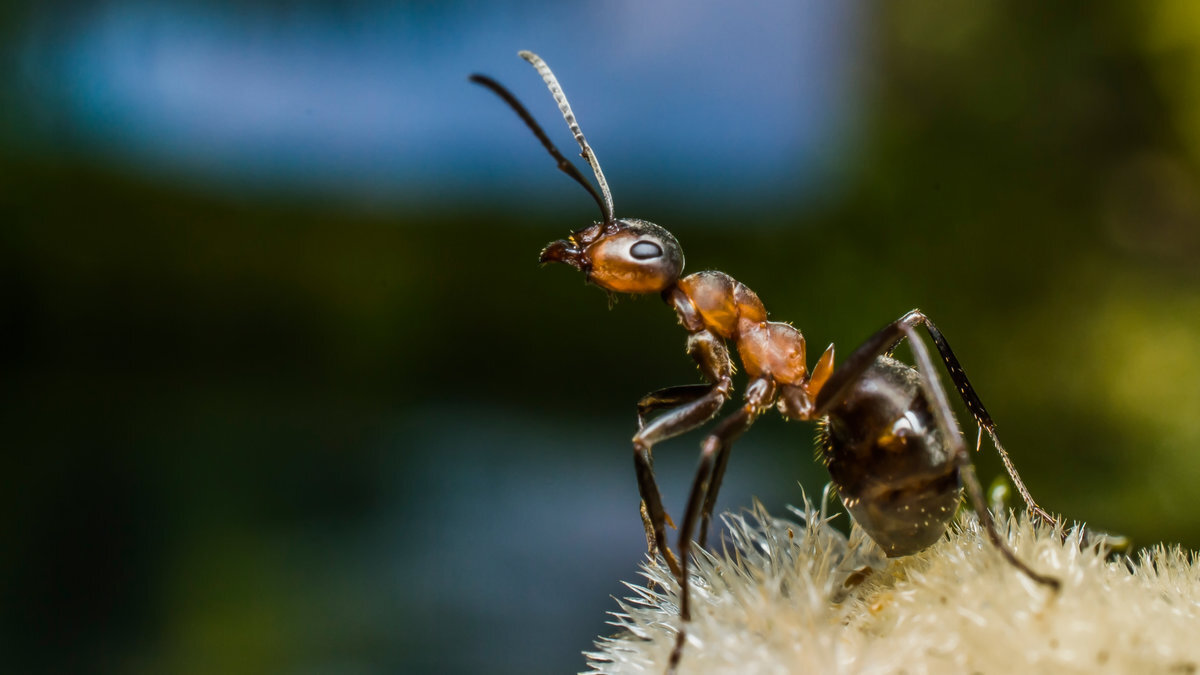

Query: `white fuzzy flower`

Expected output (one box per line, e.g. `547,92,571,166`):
586,499,1200,674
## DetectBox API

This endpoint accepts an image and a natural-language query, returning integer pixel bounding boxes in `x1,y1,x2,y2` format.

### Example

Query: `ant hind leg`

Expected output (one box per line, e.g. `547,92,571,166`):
901,323,1059,590
904,310,1061,530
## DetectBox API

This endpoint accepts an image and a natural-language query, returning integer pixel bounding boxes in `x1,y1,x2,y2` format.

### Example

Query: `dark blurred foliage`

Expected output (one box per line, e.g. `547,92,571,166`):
4,1,1200,674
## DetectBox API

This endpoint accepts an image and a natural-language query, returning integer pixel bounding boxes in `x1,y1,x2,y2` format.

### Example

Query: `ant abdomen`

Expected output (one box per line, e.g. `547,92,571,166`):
819,356,962,556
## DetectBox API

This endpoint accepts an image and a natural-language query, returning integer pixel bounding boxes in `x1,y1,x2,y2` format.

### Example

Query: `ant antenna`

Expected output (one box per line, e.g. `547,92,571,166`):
469,73,610,222
517,51,614,225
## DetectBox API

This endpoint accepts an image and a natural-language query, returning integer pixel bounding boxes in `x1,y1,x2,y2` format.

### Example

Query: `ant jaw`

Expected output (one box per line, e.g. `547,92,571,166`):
539,238,590,271
539,222,607,270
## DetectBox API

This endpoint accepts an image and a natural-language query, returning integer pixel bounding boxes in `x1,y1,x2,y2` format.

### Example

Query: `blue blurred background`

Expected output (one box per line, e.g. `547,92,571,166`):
5,1,1200,673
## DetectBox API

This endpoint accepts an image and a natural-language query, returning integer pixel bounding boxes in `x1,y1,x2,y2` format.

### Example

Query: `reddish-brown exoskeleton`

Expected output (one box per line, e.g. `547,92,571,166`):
472,51,1061,673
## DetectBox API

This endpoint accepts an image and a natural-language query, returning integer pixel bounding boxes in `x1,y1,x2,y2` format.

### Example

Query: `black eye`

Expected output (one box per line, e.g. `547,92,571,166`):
630,241,663,260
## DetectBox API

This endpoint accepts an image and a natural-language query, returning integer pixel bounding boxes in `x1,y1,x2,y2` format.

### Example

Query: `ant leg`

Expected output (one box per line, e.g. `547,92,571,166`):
632,330,733,578
696,438,733,548
900,311,1058,528
814,321,910,416
902,324,1060,590
668,377,775,674
637,384,714,430
634,389,727,577
635,385,715,552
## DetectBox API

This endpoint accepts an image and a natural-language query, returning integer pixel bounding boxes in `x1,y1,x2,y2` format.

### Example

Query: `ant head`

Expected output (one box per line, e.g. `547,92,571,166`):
541,218,684,294
471,51,686,296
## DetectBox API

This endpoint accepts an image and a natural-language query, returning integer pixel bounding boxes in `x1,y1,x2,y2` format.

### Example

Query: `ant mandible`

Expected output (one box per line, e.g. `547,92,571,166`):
471,51,1062,673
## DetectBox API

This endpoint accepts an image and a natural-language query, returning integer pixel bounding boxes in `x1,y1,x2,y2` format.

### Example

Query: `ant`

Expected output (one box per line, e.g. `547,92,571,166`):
471,51,1062,673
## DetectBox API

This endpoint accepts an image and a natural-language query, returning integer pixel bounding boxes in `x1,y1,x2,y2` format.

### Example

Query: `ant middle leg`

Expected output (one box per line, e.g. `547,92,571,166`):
696,436,733,548
632,330,732,577
668,376,775,674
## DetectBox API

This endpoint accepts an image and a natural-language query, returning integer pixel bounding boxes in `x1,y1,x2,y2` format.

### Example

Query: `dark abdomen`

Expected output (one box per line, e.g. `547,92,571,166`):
818,356,962,557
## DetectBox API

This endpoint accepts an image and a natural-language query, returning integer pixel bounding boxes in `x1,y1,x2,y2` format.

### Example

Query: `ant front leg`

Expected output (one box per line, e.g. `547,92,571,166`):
816,309,1059,529
668,376,776,675
636,384,715,430
638,383,736,548
632,330,733,578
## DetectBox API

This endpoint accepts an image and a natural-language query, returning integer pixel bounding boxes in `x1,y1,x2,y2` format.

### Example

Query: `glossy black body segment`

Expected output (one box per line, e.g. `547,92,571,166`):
819,356,961,556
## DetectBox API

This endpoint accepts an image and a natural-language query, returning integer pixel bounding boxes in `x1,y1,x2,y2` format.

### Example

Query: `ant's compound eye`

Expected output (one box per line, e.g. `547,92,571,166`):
630,241,663,260
584,219,684,295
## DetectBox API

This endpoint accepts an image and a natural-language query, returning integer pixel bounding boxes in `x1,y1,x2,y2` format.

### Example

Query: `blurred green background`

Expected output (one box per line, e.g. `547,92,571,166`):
4,1,1200,673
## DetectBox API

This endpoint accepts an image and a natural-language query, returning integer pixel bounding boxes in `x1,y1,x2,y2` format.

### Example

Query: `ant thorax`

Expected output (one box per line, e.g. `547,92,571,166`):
669,271,810,385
